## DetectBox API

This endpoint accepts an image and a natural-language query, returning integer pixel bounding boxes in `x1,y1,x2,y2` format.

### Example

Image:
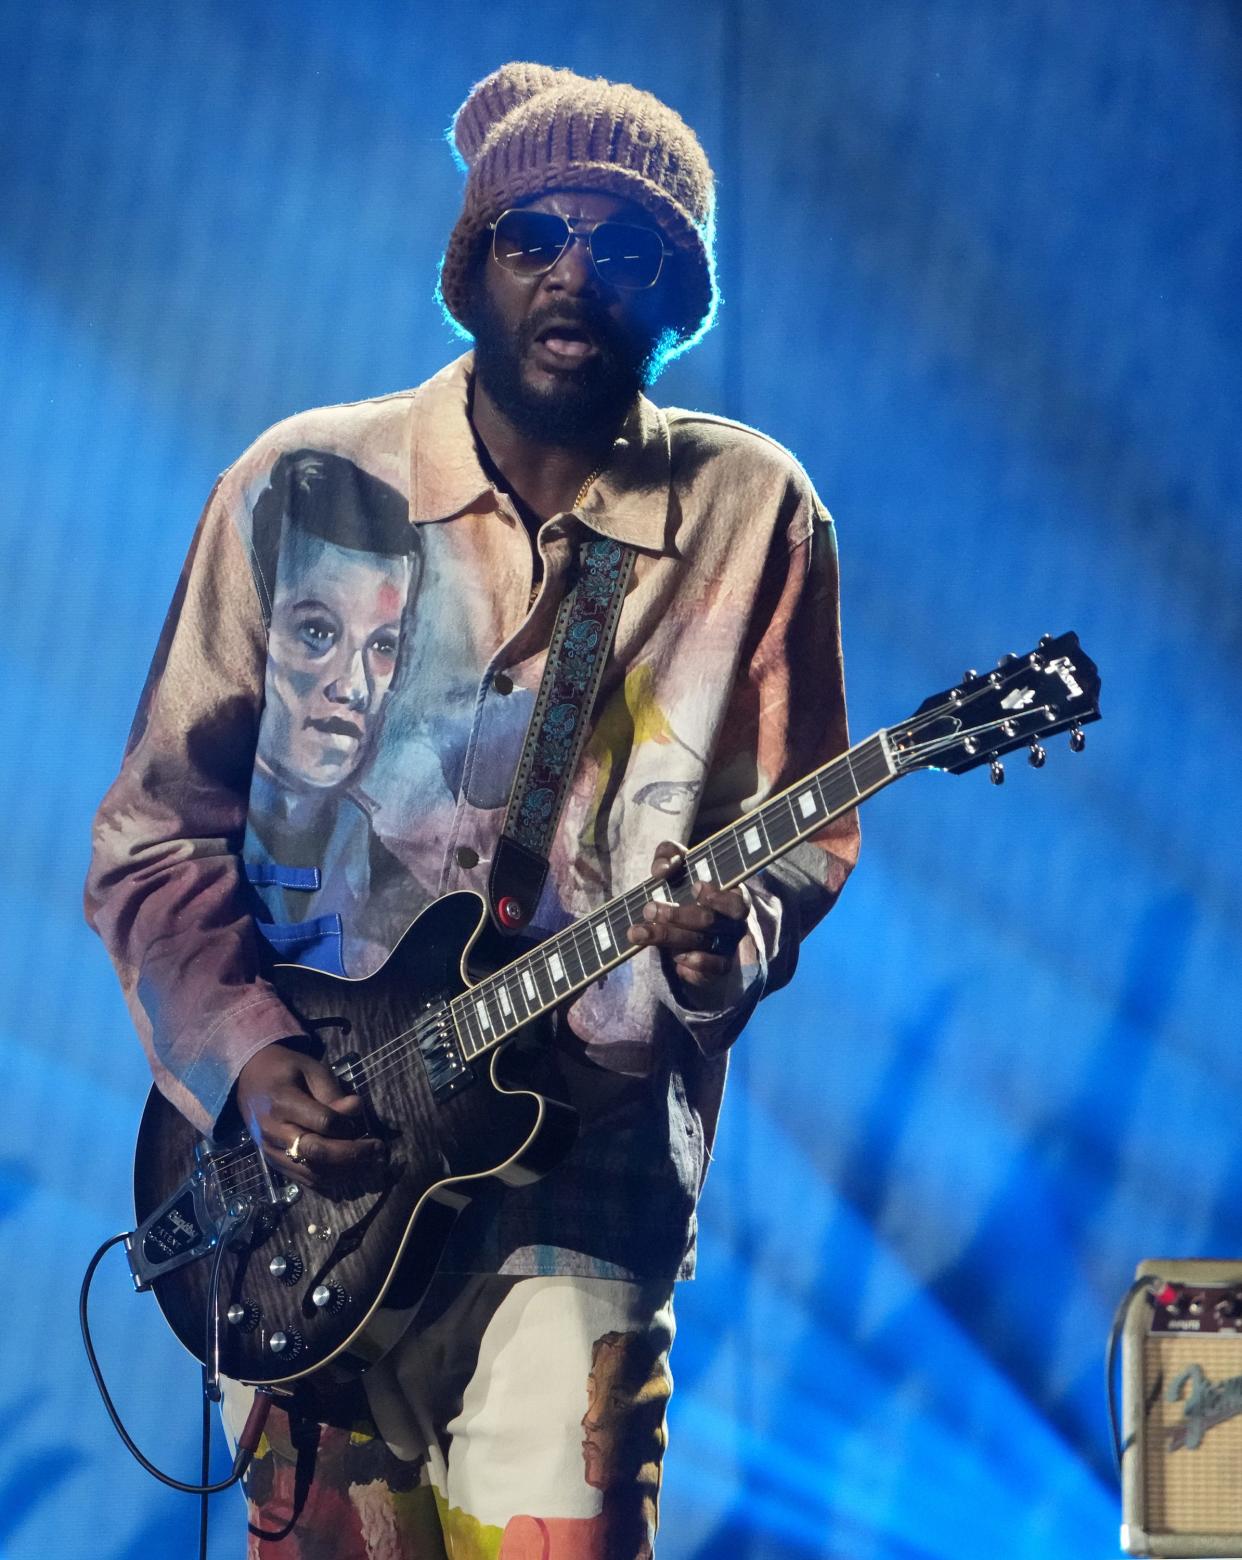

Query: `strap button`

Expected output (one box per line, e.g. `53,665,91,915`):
492,671,514,695
455,846,480,869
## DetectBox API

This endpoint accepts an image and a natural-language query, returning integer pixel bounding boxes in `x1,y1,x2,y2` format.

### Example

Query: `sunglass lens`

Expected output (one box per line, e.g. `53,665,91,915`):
493,211,569,274
589,223,665,288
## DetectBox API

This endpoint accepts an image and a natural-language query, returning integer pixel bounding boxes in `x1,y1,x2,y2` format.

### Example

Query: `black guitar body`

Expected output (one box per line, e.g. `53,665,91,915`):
125,632,1102,1391
131,891,578,1388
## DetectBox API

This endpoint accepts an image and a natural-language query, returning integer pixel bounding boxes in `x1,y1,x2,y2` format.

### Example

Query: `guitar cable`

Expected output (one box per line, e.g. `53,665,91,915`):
1105,1273,1167,1476
79,1230,274,1555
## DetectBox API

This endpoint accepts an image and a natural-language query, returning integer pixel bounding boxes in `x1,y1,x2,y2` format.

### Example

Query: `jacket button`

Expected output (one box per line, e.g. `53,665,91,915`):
455,846,479,869
492,671,514,695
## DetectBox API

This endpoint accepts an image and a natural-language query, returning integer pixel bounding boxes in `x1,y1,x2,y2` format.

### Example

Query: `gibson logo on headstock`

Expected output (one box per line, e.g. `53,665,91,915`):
1166,1363,1242,1451
1046,656,1084,699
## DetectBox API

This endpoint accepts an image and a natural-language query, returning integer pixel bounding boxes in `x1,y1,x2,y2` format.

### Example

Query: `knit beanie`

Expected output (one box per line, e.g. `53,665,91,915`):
439,63,717,349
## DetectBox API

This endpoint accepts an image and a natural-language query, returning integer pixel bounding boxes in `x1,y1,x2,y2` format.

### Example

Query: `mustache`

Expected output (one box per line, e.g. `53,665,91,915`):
521,301,627,358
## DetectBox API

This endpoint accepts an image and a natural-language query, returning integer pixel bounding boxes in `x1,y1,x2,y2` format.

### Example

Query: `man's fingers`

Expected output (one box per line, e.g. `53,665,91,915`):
261,1120,385,1190
691,882,748,921
267,1085,359,1139
650,840,689,878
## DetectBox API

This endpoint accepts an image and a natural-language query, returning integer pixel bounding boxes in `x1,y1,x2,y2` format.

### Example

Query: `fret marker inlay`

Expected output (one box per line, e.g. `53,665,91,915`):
694,859,712,882
798,790,818,818
743,826,761,855
549,952,566,983
594,923,612,951
522,971,537,1002
475,1001,490,1031
498,987,512,1017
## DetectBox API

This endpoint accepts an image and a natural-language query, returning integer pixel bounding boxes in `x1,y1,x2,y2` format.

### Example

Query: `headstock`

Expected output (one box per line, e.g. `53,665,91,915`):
889,631,1101,782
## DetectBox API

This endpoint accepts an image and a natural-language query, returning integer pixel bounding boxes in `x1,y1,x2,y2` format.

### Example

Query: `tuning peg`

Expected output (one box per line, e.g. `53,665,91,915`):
996,652,1018,668
1069,724,1086,753
1039,633,1054,649
1028,741,1047,769
989,756,1005,785
963,668,978,682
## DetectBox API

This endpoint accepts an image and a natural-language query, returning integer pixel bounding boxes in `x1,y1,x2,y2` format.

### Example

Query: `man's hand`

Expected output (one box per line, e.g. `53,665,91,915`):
235,1041,386,1193
626,839,749,997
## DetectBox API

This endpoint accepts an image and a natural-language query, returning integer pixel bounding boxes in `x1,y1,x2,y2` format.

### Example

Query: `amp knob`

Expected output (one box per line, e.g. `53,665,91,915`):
268,1329,303,1358
269,1253,303,1285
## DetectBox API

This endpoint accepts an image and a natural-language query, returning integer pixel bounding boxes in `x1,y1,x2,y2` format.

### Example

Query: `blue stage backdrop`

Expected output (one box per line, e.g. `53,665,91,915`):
2,1,1238,1555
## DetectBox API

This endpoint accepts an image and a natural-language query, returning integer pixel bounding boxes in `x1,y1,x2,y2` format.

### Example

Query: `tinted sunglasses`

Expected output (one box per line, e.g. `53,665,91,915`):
489,209,672,290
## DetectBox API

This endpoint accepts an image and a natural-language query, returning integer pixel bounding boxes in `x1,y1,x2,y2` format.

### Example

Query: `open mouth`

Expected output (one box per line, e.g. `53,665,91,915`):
533,321,598,363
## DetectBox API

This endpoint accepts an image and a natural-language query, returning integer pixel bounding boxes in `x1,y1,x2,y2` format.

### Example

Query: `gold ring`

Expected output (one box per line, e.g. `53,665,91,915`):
286,1133,306,1164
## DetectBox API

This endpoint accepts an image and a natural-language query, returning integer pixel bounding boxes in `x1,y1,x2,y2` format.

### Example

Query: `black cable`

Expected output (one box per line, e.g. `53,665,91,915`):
1107,1274,1161,1477
199,1365,211,1560
79,1231,271,1496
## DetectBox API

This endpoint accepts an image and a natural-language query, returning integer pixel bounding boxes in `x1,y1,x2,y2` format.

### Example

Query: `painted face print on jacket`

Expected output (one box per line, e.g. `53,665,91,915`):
261,530,408,792
249,450,417,797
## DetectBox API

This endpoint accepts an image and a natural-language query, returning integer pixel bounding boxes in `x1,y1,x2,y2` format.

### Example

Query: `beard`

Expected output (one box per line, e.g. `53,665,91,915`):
467,281,660,452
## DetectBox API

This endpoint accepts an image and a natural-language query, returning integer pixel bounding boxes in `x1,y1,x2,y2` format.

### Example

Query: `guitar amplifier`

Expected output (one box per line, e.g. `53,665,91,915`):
1121,1260,1242,1557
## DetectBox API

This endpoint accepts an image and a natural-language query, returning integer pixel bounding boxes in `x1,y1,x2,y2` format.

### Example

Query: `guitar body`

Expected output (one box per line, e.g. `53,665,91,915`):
131,891,578,1388
125,632,1101,1392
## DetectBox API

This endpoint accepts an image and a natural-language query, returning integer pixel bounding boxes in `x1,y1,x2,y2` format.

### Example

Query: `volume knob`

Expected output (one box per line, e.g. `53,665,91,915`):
311,1283,347,1313
226,1302,260,1331
269,1253,303,1285
268,1329,303,1357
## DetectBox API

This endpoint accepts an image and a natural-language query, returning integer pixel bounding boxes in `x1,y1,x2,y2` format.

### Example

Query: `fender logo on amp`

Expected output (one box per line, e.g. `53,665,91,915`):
1166,1362,1242,1451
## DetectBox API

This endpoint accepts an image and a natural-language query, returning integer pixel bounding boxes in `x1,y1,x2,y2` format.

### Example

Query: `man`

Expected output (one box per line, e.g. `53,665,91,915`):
87,62,858,1557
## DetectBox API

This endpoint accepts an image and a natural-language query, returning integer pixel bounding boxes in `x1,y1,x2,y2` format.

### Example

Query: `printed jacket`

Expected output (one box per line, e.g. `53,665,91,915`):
86,353,859,1278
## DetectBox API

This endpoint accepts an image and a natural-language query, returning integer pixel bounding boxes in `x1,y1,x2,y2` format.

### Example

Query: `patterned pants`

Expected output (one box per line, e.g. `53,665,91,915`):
221,1274,676,1559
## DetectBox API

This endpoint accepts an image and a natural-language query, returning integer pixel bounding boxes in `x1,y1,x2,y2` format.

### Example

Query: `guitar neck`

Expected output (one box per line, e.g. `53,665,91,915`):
449,729,897,1063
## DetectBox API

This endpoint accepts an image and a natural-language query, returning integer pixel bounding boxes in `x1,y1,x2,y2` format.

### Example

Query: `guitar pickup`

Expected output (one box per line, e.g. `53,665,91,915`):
417,1007,476,1100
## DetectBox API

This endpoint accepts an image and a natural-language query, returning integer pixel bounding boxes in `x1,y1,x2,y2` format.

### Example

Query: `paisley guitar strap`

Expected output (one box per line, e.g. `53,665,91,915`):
487,533,636,932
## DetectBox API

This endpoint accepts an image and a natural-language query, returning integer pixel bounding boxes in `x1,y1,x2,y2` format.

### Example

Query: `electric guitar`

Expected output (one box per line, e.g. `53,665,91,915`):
127,632,1101,1388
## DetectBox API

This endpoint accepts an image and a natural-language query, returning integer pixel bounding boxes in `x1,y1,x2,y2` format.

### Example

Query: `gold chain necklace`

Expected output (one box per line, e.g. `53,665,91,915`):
574,464,604,509
526,466,604,611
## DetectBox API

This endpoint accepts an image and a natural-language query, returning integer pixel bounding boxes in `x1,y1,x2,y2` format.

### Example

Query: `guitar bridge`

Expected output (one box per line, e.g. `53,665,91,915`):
126,1138,293,1291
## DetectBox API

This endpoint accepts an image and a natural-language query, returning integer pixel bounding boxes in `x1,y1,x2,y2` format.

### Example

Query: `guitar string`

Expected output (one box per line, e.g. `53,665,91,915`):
218,693,1001,1165
210,677,1061,1183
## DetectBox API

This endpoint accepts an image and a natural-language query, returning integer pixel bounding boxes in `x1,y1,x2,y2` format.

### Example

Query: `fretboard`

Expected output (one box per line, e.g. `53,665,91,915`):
449,730,896,1062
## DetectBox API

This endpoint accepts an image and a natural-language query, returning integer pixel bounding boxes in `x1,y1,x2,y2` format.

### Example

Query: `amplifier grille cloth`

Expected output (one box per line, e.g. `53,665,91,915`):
1143,1334,1242,1534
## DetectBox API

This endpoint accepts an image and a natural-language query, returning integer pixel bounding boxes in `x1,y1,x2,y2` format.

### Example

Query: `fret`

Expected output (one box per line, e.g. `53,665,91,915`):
606,899,634,950
520,965,540,1009
530,952,557,1008
456,1001,483,1059
738,821,764,863
858,733,893,791
487,982,510,1035
444,731,902,1065
713,833,746,883
503,967,531,1025
820,755,859,814
795,784,821,821
572,924,601,980
761,795,798,852
558,932,587,986
476,987,502,1039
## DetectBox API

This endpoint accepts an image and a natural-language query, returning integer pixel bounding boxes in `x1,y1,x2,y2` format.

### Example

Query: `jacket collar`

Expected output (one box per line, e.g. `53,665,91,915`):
407,353,673,554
